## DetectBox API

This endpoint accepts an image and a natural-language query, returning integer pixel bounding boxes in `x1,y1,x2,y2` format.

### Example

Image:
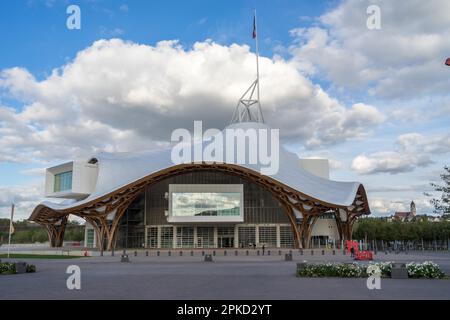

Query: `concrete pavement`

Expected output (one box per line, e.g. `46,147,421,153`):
1,250,450,300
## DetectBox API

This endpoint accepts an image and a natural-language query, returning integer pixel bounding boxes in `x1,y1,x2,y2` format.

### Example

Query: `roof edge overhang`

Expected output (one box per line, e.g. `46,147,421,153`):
29,162,371,223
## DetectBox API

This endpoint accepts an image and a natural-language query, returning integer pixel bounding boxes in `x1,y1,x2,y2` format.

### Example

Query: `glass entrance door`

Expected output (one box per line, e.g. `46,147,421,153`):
218,236,234,248
217,226,235,248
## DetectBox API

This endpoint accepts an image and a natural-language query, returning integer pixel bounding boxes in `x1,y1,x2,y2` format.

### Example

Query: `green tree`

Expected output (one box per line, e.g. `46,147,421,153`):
353,217,450,241
429,165,450,215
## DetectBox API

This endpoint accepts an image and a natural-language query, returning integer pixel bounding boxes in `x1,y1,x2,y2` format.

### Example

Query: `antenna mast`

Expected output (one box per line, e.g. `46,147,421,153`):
231,9,265,124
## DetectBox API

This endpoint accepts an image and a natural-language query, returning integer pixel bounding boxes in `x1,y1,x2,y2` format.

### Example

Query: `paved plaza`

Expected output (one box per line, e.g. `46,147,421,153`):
1,249,450,300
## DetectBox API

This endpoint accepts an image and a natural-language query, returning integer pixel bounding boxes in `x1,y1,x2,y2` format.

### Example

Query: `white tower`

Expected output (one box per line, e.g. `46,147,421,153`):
410,201,416,216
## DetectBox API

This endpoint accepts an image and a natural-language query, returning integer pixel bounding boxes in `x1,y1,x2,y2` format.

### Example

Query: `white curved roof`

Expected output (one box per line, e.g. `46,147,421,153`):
40,122,361,211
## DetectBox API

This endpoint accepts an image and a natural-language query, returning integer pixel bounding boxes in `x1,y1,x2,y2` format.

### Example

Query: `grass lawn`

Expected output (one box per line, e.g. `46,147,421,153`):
0,253,86,259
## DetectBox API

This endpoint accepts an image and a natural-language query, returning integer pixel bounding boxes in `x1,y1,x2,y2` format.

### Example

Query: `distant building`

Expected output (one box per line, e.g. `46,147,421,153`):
392,201,416,221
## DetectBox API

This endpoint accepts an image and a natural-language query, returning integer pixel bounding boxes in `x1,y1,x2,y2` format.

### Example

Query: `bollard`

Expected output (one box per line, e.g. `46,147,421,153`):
257,250,260,256
190,251,194,256
202,251,205,256
332,250,335,255
321,250,325,255
279,250,282,256
134,251,137,257
179,251,183,256
268,250,271,256
235,250,238,256
284,253,293,261
224,250,227,256
111,248,115,257
246,250,249,256
146,251,149,257
300,249,303,255
168,251,171,256
311,250,314,255
213,251,216,256
157,251,160,256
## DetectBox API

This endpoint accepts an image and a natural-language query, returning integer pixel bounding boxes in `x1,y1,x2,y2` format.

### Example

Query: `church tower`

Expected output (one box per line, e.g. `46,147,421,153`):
410,201,416,217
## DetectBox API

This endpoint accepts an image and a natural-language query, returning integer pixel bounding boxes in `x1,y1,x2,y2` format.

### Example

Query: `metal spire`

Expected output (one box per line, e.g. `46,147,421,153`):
231,9,265,124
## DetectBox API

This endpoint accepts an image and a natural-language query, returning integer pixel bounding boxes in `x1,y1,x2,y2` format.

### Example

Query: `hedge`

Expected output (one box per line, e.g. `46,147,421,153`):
0,262,36,275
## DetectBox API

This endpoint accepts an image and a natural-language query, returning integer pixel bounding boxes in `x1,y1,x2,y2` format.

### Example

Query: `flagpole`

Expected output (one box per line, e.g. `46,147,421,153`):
8,203,14,259
254,9,262,122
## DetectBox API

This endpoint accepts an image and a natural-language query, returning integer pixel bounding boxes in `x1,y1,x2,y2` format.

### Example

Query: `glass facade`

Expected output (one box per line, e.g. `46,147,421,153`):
54,171,72,192
176,227,195,248
115,170,294,249
280,226,294,248
116,195,145,249
86,228,95,248
172,192,240,217
259,226,277,247
147,227,158,248
160,226,173,248
197,227,215,248
238,226,256,248
217,226,235,248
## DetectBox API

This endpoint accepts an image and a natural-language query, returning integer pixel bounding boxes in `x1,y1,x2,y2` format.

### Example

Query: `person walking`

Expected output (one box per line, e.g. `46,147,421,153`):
350,246,355,258
262,244,266,256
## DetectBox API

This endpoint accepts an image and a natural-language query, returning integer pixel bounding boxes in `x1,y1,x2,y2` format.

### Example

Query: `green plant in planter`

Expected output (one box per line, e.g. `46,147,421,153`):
336,263,365,278
297,261,446,279
26,264,36,273
406,261,445,279
0,262,16,274
298,262,367,278
367,261,394,277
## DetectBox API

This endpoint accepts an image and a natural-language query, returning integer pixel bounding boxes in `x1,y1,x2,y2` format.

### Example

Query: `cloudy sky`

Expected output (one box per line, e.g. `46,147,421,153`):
0,0,449,220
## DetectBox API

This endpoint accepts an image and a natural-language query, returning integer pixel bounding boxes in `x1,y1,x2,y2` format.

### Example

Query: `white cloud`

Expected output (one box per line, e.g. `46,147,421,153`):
289,0,450,99
351,152,431,175
0,39,384,163
0,183,44,220
20,167,46,176
367,184,432,193
370,198,406,215
351,133,450,174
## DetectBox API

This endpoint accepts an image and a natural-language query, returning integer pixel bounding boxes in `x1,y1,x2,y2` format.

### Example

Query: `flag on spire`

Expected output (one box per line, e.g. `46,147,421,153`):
252,14,257,39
